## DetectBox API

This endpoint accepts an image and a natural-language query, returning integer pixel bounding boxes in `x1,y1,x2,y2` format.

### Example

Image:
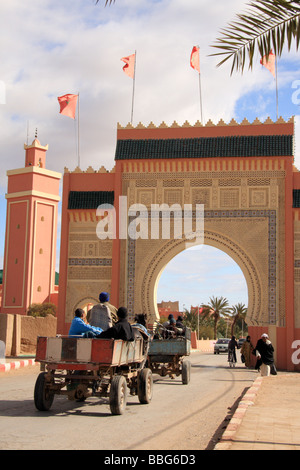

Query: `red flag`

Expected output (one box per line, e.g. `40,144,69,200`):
57,94,78,119
260,51,276,78
121,54,135,79
190,46,200,73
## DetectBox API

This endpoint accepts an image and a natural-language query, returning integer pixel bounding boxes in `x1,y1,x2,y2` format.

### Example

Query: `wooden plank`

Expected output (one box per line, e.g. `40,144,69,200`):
77,339,92,362
91,339,115,364
46,337,62,362
35,337,47,361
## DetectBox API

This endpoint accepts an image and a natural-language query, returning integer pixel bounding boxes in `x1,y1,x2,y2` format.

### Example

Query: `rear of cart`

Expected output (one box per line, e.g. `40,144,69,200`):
147,327,192,384
34,335,153,415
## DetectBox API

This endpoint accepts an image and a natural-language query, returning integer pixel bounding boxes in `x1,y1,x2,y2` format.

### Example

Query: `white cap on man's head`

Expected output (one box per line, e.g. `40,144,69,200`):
261,333,269,338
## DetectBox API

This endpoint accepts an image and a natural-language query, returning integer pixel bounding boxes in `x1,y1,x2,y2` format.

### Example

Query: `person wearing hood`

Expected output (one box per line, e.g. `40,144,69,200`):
241,336,254,368
97,307,135,342
163,314,174,328
254,333,275,376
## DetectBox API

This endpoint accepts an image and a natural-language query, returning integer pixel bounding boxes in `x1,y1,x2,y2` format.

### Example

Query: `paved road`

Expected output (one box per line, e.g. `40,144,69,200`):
0,351,257,450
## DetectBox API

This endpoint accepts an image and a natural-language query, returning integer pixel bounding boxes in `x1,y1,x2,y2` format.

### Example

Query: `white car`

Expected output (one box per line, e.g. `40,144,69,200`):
214,338,230,354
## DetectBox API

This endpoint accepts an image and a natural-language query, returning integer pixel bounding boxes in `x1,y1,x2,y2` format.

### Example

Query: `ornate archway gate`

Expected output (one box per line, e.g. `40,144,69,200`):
58,117,300,371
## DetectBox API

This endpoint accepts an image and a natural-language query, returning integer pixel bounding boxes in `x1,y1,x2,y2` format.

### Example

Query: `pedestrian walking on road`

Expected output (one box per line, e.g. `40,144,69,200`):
241,336,254,368
254,333,275,377
228,336,238,368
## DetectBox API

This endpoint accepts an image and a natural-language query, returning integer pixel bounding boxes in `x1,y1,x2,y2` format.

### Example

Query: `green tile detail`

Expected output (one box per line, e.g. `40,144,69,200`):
115,135,293,160
293,190,300,208
68,191,114,209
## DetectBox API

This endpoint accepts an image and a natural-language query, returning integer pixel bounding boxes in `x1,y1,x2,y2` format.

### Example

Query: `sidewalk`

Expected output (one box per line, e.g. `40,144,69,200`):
215,372,300,450
0,355,36,373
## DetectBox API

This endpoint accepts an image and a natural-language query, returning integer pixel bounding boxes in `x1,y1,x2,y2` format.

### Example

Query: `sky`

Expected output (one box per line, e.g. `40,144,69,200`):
1,0,300,312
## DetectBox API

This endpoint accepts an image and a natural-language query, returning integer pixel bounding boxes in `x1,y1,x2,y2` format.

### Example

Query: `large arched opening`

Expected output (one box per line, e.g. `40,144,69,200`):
138,231,262,327
157,244,248,314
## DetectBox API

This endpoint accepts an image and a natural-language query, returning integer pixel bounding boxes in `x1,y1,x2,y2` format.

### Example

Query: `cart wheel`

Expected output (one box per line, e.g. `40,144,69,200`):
138,368,153,404
182,360,191,385
109,375,128,415
34,372,54,411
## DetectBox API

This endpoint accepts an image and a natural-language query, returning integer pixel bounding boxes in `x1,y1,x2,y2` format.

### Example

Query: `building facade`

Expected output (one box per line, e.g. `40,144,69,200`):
56,117,300,371
0,138,61,315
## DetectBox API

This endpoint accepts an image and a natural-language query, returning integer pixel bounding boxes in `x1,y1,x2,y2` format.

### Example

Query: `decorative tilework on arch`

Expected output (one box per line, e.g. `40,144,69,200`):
127,210,277,325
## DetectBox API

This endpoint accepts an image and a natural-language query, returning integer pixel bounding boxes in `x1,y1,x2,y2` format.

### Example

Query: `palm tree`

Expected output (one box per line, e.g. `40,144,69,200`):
201,296,231,340
211,0,300,74
182,308,199,332
230,303,247,337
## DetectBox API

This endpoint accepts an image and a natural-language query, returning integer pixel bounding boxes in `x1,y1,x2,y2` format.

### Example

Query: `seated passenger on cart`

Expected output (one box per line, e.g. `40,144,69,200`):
175,316,185,335
131,314,151,339
96,307,135,341
87,292,118,330
165,317,185,338
163,314,175,328
69,308,103,337
131,314,151,359
164,318,178,338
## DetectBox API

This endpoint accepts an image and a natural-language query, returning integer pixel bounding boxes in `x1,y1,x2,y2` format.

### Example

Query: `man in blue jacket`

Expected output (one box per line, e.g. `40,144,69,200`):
69,308,103,337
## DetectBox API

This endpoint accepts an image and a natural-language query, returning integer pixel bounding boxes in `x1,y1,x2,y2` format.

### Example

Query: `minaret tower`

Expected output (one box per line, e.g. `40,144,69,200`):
0,136,61,315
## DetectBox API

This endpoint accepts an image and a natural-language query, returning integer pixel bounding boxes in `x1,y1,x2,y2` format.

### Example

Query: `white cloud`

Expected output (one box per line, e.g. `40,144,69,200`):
157,245,248,310
0,0,269,183
0,0,298,308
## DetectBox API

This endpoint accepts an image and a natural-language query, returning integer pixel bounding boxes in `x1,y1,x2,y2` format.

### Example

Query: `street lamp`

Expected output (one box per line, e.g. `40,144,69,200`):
225,318,231,338
198,306,204,340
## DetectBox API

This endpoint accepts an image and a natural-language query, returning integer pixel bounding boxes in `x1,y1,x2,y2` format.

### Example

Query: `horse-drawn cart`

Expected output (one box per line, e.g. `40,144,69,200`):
147,327,191,384
34,334,153,415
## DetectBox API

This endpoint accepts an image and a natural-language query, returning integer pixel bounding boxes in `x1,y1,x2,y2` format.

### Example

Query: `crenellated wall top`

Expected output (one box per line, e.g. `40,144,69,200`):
117,116,294,130
116,116,294,143
64,165,116,174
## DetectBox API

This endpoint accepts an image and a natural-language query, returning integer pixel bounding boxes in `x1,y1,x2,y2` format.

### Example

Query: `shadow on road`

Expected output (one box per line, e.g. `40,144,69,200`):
205,387,250,450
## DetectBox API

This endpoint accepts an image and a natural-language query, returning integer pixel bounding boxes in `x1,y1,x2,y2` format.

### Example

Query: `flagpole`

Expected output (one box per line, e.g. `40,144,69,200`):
198,73,203,124
77,92,80,168
194,45,203,124
198,47,203,124
275,56,279,120
131,51,136,124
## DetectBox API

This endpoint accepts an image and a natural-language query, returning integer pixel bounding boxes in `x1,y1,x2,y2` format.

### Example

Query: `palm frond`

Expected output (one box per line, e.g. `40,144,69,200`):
95,0,115,5
230,303,247,317
210,0,300,74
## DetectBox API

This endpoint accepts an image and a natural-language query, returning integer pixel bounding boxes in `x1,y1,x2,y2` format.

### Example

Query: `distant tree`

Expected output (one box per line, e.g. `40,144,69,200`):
27,303,56,318
182,308,199,332
201,296,231,340
230,303,247,336
159,314,169,325
216,317,230,338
